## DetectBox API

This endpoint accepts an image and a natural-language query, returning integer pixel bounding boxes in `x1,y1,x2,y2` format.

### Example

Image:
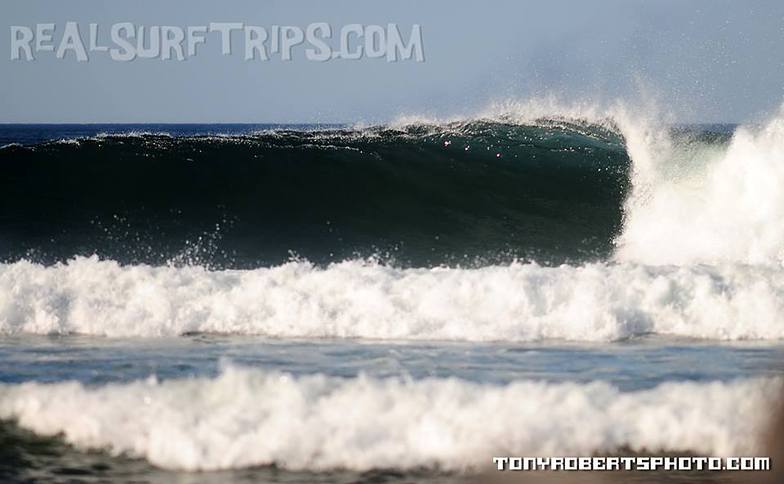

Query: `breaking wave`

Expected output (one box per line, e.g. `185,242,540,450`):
1,256,783,340
2,99,784,340
0,366,776,471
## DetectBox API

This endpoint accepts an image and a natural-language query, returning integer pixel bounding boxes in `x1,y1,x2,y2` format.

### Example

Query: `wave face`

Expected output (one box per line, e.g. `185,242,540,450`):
0,366,777,471
0,121,630,268
2,256,783,340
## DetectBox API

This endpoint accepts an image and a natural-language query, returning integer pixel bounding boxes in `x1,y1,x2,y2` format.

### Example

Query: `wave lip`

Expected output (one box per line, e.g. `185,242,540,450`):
0,366,776,472
1,256,783,341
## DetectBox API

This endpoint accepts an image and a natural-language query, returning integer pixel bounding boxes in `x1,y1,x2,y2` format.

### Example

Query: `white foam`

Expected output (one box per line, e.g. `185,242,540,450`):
1,256,783,340
94,131,173,139
615,108,784,266
0,366,776,471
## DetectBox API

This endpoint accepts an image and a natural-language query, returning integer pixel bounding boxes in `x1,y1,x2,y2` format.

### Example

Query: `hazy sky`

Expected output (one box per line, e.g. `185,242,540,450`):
2,0,783,123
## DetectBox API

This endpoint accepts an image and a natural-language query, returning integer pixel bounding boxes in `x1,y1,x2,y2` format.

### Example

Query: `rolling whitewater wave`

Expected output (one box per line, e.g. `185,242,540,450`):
1,256,782,340
0,365,777,471
1,100,784,340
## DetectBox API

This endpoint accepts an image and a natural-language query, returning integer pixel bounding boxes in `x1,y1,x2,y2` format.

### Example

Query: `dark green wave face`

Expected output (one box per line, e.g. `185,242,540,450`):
0,120,631,268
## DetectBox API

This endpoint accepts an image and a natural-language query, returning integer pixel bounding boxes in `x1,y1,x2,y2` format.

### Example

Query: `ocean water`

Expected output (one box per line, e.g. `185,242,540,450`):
1,103,784,482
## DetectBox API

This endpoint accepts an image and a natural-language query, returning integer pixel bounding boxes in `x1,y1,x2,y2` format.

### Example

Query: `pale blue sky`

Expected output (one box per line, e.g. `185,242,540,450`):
1,0,783,123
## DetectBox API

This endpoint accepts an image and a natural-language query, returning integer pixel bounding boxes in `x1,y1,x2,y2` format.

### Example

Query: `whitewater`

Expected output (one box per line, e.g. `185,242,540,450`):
1,257,783,341
0,365,778,471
